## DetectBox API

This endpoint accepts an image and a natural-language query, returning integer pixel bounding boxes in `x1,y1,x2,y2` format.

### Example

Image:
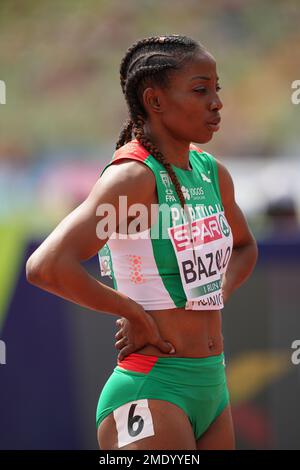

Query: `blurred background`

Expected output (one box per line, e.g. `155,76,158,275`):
0,0,300,450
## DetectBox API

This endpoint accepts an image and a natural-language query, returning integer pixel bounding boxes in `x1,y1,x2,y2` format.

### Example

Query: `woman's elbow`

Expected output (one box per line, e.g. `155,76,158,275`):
25,253,54,288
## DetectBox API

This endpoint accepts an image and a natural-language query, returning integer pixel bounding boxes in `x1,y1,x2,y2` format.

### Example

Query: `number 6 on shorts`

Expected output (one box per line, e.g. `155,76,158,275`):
113,399,155,448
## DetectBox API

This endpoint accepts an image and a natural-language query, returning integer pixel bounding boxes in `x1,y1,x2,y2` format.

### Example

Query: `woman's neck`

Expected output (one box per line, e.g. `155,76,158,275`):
142,124,191,170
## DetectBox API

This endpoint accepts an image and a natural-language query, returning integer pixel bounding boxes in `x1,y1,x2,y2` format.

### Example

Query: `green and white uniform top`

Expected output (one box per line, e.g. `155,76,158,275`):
98,139,233,311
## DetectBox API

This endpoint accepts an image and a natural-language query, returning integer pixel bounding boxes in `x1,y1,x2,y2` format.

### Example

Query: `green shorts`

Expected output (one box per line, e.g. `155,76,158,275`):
96,352,230,441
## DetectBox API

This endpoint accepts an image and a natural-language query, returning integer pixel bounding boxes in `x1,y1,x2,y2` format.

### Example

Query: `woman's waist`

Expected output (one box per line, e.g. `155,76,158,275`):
116,350,227,385
137,306,224,358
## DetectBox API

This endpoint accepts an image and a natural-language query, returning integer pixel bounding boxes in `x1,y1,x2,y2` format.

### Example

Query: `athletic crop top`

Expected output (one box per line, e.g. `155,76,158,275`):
98,139,233,311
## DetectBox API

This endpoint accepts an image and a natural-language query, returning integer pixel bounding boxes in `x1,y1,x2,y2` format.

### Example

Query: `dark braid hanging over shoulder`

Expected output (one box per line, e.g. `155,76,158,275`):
116,34,206,215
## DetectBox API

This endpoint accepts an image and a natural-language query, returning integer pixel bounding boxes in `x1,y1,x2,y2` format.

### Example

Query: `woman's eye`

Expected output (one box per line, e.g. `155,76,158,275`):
194,86,222,94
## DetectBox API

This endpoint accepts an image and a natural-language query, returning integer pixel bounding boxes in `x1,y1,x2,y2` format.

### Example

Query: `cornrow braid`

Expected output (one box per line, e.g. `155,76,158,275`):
132,121,196,261
116,119,133,150
116,34,205,259
133,119,192,228
119,35,183,95
133,121,186,210
125,63,175,122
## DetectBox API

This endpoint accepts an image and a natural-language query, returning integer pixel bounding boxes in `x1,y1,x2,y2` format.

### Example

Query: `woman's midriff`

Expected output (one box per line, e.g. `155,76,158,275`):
135,307,224,358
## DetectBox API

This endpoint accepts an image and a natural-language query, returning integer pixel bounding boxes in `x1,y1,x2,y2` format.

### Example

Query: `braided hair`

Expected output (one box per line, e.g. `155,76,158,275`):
116,34,206,222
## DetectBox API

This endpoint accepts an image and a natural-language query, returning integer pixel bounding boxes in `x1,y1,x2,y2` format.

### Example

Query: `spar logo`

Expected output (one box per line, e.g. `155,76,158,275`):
169,214,223,252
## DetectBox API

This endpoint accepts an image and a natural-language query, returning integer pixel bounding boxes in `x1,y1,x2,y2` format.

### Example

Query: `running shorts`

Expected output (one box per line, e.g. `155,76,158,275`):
96,351,230,441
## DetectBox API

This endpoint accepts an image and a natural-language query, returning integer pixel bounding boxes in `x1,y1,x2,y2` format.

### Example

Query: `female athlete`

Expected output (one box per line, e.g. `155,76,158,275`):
26,34,258,450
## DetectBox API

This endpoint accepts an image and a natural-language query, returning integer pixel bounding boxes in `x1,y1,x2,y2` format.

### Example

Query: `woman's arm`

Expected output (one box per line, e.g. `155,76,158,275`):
26,159,175,354
216,159,258,302
26,161,146,317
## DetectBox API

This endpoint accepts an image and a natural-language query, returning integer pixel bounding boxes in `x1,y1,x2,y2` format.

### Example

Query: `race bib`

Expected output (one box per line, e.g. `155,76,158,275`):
168,212,233,310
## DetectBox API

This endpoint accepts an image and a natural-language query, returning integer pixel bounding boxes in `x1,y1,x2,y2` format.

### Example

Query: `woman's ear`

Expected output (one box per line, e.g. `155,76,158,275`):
143,87,163,113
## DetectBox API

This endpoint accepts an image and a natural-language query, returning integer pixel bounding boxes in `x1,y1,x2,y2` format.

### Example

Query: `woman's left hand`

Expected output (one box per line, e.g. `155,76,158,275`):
114,314,175,361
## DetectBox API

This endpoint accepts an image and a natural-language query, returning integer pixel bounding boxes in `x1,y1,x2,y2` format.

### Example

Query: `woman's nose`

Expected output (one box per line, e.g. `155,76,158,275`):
210,95,223,111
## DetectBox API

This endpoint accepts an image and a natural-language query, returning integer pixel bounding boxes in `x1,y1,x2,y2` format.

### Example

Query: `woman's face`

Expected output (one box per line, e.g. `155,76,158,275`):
153,51,223,144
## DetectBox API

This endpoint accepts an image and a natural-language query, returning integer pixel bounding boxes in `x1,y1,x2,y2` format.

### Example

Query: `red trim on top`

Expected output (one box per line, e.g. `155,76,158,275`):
190,143,203,153
117,353,159,374
112,140,202,165
113,139,150,163
113,139,202,164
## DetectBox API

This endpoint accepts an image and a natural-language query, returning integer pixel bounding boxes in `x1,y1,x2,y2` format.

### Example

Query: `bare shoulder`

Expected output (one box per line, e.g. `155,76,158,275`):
93,158,156,205
25,158,157,266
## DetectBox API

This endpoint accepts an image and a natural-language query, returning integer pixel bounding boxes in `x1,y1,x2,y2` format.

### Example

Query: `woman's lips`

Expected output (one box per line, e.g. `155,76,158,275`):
206,117,221,132
206,122,220,131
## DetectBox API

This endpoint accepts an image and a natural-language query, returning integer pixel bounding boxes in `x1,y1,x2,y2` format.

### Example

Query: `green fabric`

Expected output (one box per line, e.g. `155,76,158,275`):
96,352,229,440
145,149,224,308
